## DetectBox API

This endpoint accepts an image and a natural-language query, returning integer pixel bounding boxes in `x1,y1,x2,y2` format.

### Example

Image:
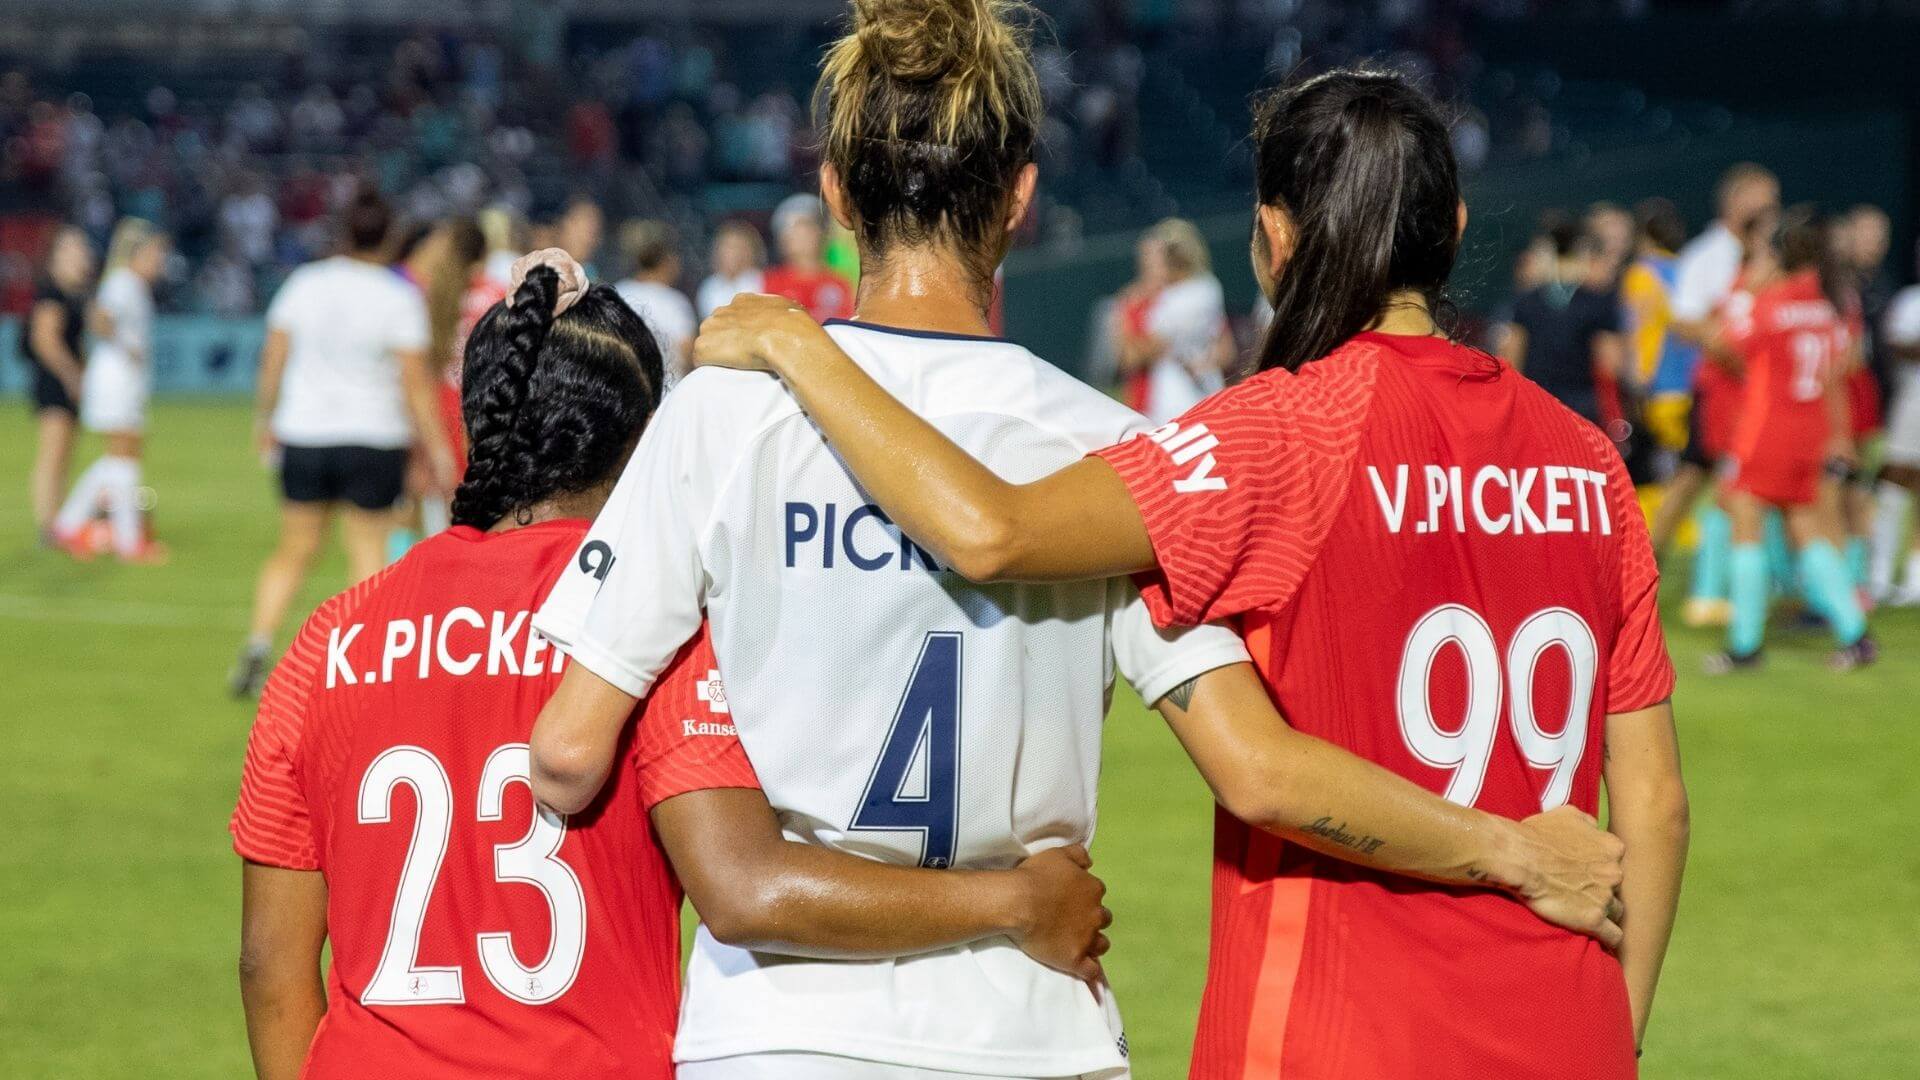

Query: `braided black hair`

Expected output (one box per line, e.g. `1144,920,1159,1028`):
449,265,666,530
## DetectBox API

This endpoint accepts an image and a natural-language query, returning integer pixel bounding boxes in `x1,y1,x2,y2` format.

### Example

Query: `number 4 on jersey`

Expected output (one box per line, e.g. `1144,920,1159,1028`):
852,632,962,868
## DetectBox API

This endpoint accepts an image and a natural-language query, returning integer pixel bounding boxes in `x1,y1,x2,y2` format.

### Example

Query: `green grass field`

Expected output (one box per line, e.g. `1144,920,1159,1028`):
2,401,1917,1078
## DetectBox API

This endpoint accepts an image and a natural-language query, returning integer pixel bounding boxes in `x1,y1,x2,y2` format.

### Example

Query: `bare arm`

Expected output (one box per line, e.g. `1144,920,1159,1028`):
654,789,1110,980
398,346,456,492
529,663,635,813
253,328,291,455
1154,664,1627,944
1593,330,1627,381
1602,700,1689,1051
1828,341,1861,463
694,295,1156,582
27,300,84,394
239,862,328,1080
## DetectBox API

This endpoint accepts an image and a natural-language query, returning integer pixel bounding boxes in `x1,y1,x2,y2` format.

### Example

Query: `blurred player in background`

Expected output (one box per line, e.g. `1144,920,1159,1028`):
1832,208,1888,589
1871,237,1920,605
52,218,170,564
1501,211,1626,428
1116,217,1229,424
1652,164,1781,628
1705,209,1876,673
231,265,1109,1080
696,66,1689,1078
763,193,853,322
1107,226,1171,412
416,217,488,534
230,188,455,698
1621,198,1694,468
1584,201,1635,292
24,226,94,544
696,219,766,318
613,220,697,381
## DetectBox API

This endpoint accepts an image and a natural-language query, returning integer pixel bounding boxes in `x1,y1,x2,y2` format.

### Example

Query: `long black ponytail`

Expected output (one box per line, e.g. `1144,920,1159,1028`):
450,266,665,530
1250,68,1462,374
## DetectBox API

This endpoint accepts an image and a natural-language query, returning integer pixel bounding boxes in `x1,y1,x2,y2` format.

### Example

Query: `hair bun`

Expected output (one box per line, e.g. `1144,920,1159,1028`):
856,0,985,83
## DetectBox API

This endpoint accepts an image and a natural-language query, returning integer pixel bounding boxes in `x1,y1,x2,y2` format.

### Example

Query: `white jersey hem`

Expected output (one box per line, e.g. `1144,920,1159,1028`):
671,1027,1129,1075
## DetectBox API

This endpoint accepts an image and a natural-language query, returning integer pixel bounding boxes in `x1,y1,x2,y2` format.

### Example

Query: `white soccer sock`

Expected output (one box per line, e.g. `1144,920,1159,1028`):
1869,481,1911,593
1905,548,1920,593
53,457,115,537
100,455,143,557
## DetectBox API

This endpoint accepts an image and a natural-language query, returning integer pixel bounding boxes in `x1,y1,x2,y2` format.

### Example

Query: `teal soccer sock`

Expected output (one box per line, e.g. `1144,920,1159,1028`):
1763,510,1796,596
1693,506,1733,602
1729,543,1769,657
1800,540,1868,646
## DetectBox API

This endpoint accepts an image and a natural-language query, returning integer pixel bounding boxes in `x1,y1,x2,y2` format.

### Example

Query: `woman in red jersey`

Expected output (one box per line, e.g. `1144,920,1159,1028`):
693,68,1690,1079
231,266,1112,1080
1705,209,1875,673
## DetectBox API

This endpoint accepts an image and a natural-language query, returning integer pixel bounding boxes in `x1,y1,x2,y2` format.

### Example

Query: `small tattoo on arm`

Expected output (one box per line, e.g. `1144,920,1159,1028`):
1302,815,1387,856
1164,677,1199,711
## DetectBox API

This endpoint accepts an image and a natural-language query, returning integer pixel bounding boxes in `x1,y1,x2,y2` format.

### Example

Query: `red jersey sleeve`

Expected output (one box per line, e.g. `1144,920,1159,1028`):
1603,455,1677,712
632,624,760,811
1093,353,1379,627
230,599,340,870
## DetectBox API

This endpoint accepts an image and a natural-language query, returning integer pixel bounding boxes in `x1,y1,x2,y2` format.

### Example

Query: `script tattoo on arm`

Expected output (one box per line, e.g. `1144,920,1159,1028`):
1301,816,1387,856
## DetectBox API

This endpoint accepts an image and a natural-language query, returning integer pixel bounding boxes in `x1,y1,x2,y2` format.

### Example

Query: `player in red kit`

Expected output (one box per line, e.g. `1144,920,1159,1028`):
689,69,1688,1079
232,267,1112,1080
1707,209,1876,673
763,200,855,322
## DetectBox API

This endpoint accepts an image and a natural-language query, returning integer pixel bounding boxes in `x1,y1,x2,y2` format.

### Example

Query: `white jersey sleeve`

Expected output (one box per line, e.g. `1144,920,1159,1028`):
1883,286,1920,348
532,374,741,696
97,270,152,355
1107,577,1250,706
387,285,430,354
264,265,308,333
1670,227,1741,323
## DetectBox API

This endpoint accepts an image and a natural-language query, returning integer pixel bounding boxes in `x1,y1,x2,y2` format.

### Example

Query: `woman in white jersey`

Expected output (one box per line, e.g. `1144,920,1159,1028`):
1120,218,1230,424
522,3,1627,1077
229,188,456,697
613,220,699,382
52,218,170,564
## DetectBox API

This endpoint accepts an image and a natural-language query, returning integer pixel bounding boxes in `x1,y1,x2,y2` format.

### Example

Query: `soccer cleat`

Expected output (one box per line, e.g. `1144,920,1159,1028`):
229,644,272,700
1681,597,1732,629
1828,637,1879,673
118,539,170,566
1885,586,1920,609
53,528,97,562
1702,649,1764,676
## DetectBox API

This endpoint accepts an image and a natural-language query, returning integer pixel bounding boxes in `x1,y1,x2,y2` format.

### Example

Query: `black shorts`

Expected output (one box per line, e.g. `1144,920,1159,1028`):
29,363,77,416
1679,393,1717,471
280,445,409,511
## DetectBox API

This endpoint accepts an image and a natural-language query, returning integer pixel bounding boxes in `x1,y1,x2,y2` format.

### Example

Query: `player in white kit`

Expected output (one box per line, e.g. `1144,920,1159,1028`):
53,218,171,563
523,1,1632,1076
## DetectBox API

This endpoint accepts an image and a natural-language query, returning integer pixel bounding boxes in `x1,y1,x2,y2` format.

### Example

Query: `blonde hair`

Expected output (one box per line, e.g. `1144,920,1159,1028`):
815,0,1042,293
103,218,162,277
1146,218,1210,277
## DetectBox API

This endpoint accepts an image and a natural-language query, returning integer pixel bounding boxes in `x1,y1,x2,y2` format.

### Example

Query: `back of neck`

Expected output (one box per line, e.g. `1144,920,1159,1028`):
852,246,994,338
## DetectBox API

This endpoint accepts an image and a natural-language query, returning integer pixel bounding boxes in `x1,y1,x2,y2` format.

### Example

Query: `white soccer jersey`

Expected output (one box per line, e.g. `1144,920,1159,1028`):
533,320,1248,1076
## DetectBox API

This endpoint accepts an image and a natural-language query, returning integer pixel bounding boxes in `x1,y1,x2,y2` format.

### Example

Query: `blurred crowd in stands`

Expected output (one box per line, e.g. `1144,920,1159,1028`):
0,1,1585,318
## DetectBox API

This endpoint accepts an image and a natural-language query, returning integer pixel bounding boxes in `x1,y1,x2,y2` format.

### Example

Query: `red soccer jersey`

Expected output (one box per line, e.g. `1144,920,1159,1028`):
1725,271,1848,507
762,265,855,323
231,521,758,1080
1096,331,1674,1080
